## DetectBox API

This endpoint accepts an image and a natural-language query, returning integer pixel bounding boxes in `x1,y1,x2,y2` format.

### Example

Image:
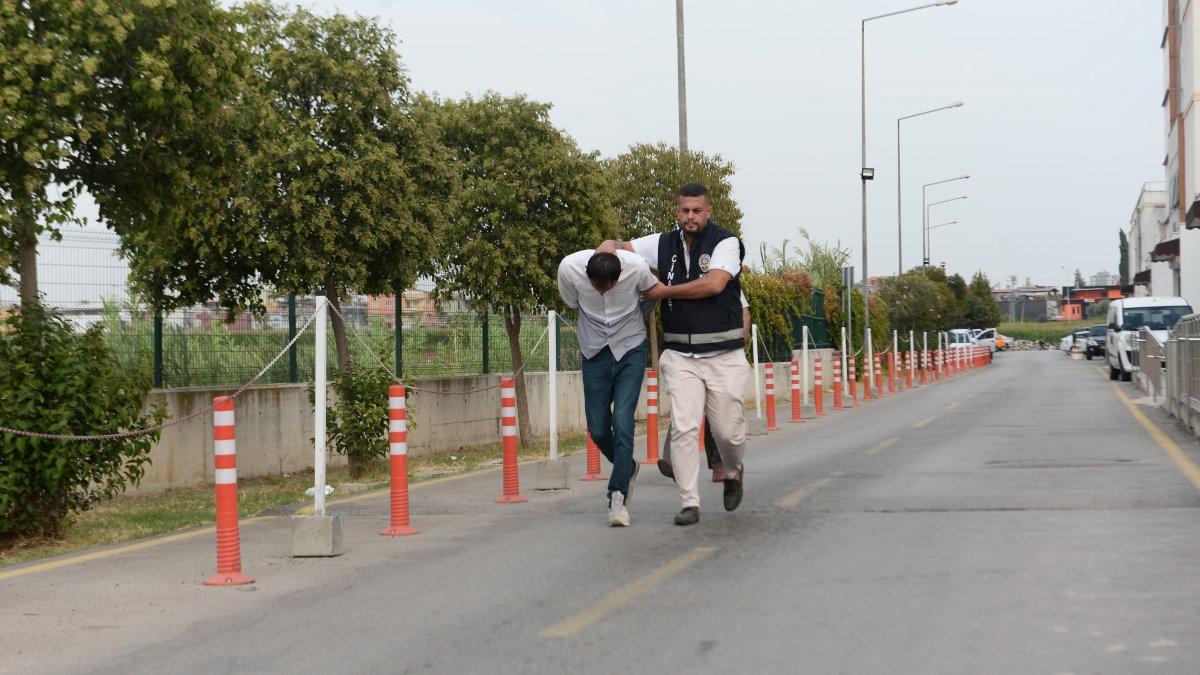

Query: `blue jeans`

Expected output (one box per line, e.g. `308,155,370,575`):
581,341,647,502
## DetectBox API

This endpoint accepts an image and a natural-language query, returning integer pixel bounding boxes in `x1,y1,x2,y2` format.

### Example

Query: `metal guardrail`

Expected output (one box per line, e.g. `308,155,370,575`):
1164,314,1200,421
1132,326,1165,402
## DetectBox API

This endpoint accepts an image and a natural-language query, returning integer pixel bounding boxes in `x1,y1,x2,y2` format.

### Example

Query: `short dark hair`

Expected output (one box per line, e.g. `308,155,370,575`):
586,252,621,286
678,182,711,201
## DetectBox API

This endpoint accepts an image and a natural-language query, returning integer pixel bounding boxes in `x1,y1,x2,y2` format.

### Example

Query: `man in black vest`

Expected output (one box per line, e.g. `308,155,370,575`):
600,182,750,526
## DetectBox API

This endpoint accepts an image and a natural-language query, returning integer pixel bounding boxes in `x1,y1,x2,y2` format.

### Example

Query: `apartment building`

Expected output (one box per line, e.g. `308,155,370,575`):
1164,0,1200,304
1127,183,1178,296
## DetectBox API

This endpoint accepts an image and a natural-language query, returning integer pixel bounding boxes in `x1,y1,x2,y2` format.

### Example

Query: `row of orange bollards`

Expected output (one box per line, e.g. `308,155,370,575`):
204,346,992,585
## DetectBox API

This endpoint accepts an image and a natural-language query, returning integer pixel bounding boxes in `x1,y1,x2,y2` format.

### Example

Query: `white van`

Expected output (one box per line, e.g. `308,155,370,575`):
1106,296,1192,381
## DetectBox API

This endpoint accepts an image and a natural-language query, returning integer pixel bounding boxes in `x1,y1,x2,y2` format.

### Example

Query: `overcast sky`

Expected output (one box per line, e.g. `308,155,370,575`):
13,0,1161,306
295,0,1162,289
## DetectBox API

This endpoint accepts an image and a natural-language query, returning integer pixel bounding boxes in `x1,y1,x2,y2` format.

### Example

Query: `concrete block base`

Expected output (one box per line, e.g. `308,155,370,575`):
291,515,345,557
748,417,769,436
800,404,817,419
536,458,571,490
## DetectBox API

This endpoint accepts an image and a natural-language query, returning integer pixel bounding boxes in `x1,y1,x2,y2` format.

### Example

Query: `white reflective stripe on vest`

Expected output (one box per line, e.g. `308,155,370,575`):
662,328,744,345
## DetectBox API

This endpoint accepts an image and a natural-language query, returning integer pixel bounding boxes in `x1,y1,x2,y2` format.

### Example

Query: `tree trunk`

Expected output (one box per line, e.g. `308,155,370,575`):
326,287,353,378
503,307,534,448
648,306,659,366
326,288,361,477
17,204,38,312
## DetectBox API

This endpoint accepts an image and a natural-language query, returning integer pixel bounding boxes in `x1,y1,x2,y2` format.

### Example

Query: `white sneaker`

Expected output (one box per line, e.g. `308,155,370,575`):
608,492,631,527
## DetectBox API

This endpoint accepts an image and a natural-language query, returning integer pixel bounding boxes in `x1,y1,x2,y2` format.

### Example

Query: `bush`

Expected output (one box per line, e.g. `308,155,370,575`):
325,361,398,478
0,307,162,544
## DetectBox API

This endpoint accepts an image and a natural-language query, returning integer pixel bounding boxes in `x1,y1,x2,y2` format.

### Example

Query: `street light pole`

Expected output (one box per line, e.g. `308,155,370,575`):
924,196,967,264
897,102,963,275
676,0,688,156
926,220,960,263
860,0,956,382
921,174,970,264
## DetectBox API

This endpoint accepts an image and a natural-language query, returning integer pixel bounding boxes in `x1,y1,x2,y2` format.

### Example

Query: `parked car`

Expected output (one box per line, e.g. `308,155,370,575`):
1059,334,1074,352
1084,324,1107,360
947,329,975,349
975,327,998,353
1106,296,1192,381
1068,328,1089,355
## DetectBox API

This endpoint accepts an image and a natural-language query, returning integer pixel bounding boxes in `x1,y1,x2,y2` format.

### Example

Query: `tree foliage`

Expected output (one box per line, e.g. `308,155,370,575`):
605,142,742,239
423,92,616,445
1,0,248,308
962,272,1001,328
1119,230,1130,286
0,307,163,542
877,269,958,332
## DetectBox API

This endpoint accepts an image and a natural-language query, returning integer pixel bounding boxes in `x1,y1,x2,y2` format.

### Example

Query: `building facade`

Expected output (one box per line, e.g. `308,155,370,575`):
1164,0,1200,304
1127,183,1177,296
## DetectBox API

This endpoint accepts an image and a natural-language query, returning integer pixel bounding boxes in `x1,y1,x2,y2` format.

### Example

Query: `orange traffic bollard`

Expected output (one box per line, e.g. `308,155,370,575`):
813,356,825,416
850,358,859,403
874,354,884,398
497,377,528,501
382,385,418,536
833,354,844,411
642,369,660,465
204,396,253,587
790,358,803,423
765,361,779,431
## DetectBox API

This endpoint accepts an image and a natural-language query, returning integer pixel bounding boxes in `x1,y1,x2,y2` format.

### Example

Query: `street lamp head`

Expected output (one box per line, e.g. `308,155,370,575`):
960,174,970,179
861,167,875,181
950,101,964,107
936,0,958,5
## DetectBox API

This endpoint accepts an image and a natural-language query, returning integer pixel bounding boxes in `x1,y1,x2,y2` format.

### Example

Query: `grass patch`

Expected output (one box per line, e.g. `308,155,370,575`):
0,419,665,568
999,320,1094,342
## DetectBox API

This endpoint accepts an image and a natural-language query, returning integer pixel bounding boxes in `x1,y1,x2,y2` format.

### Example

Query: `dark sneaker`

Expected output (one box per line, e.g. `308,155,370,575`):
723,470,743,512
674,506,700,526
656,458,675,482
625,461,640,506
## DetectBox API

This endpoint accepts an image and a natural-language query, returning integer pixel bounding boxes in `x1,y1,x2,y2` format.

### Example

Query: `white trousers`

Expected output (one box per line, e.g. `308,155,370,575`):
660,348,750,509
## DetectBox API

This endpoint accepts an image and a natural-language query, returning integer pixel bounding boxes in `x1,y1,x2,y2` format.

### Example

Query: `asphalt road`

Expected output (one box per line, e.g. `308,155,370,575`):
4,350,1199,674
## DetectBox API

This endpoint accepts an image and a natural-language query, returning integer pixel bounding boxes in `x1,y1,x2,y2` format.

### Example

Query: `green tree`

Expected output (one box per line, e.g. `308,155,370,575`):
605,142,742,240
1,0,247,310
1074,268,1086,287
423,93,617,446
1119,231,1130,286
878,269,958,332
962,272,1001,328
233,4,452,383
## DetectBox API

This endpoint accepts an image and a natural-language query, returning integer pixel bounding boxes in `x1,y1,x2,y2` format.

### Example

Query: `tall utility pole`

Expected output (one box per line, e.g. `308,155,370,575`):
859,1,957,386
676,0,688,155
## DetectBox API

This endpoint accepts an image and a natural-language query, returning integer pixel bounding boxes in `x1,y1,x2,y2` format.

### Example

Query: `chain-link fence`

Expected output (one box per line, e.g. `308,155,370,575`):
6,230,853,387
2,230,575,388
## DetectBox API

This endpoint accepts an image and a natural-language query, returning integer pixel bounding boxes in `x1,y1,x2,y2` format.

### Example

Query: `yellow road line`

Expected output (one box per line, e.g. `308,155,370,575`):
913,415,937,429
539,546,717,638
0,516,270,582
943,402,960,411
866,437,899,456
774,477,834,508
1107,381,1200,492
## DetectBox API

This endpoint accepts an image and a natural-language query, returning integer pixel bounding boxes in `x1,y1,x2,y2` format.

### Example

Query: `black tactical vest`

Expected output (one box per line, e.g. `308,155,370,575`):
656,221,746,354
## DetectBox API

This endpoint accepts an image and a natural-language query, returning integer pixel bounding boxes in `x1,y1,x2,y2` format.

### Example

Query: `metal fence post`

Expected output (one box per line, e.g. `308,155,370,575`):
287,295,298,383
394,286,403,378
482,309,490,374
553,311,561,370
153,311,164,388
